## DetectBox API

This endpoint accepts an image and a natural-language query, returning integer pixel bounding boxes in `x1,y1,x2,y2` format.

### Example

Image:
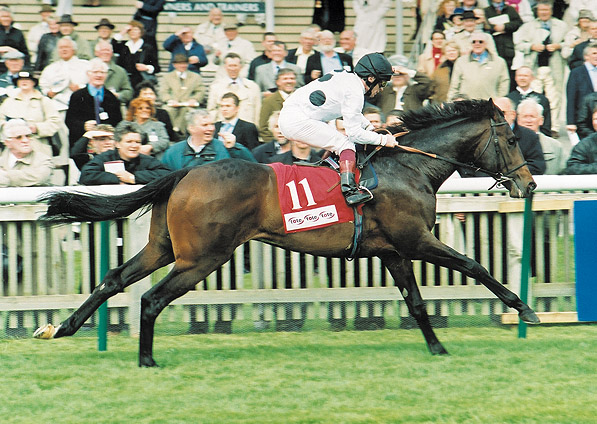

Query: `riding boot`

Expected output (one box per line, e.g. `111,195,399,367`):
339,160,373,205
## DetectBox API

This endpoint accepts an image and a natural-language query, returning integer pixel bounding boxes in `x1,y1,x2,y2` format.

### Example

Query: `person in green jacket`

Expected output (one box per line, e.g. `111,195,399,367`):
161,108,256,170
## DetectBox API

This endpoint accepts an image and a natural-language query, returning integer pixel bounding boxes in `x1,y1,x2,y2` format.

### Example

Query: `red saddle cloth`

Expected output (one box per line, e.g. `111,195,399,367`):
268,162,355,233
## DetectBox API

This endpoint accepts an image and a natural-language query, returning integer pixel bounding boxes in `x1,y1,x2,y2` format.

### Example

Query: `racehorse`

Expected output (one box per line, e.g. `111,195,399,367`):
34,99,539,367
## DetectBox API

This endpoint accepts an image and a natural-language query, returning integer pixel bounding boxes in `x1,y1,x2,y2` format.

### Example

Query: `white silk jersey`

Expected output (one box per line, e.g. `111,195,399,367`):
282,70,381,146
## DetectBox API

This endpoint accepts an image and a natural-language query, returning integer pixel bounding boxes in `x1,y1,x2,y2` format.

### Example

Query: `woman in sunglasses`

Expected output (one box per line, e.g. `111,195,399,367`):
279,52,404,206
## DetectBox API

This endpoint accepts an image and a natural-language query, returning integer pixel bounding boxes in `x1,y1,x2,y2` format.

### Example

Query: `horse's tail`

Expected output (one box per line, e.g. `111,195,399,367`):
39,168,194,224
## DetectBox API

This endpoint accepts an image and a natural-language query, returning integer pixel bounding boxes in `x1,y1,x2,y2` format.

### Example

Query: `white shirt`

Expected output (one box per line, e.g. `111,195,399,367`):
283,70,380,145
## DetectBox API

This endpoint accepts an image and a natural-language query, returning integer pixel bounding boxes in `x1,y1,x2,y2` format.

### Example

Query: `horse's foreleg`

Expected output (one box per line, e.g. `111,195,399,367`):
416,234,539,324
138,255,231,368
381,253,448,355
34,243,174,340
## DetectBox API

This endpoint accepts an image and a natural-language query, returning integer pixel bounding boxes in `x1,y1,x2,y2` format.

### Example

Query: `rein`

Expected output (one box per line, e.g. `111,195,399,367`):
367,118,527,190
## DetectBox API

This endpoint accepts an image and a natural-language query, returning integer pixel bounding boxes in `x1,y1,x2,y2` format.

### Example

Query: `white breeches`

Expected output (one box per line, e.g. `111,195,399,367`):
279,106,354,155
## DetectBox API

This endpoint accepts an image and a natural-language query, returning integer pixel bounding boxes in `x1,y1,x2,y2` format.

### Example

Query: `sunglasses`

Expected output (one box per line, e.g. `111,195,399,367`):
471,40,485,44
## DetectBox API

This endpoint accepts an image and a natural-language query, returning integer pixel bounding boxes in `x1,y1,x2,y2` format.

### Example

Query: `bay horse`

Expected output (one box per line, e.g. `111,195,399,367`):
34,99,539,367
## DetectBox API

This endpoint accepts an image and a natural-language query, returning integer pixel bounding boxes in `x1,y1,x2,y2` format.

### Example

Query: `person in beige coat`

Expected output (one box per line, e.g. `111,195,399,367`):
0,118,53,187
447,31,510,100
207,53,261,125
159,54,205,134
514,1,569,133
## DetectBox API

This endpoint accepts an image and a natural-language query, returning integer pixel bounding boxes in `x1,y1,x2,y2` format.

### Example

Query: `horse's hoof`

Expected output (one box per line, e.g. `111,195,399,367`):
519,308,540,324
139,357,159,368
429,343,449,356
33,324,59,339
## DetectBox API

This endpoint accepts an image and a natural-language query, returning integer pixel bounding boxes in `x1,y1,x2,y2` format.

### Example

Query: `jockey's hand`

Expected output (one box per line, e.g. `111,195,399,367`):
380,133,399,148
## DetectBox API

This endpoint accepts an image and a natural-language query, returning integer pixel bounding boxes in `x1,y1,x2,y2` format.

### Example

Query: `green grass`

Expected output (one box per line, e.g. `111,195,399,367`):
1,326,596,423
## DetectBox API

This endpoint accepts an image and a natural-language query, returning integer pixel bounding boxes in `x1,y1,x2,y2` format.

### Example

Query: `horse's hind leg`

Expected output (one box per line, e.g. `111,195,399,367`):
34,240,174,339
138,255,232,367
416,234,539,324
381,253,448,355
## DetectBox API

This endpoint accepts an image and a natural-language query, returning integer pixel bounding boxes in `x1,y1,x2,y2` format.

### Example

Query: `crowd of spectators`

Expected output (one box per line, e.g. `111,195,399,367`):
1,1,597,188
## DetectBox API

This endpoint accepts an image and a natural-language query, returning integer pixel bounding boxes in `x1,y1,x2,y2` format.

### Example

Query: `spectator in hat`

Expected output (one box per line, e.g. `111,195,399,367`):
27,4,55,64
0,71,62,161
568,19,597,70
94,40,133,106
562,9,594,62
0,6,29,73
451,10,498,56
0,50,25,100
444,8,465,39
34,15,60,73
163,26,208,74
79,120,172,185
90,18,117,53
65,57,123,147
52,15,92,61
70,124,115,170
40,36,90,113
374,54,434,116
448,30,510,100
0,118,53,187
212,23,256,77
159,53,205,135
114,20,160,90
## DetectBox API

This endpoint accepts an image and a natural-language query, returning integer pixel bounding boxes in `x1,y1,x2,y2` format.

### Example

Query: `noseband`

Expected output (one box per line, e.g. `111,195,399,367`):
470,118,528,190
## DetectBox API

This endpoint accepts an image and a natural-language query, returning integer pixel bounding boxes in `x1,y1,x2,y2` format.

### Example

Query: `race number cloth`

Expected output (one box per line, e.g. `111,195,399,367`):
268,162,355,233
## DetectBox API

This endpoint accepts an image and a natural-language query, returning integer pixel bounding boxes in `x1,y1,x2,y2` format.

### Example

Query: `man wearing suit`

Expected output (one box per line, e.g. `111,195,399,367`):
254,41,303,94
65,58,122,147
258,68,298,141
304,30,353,84
163,26,208,74
507,66,552,137
566,43,597,135
215,92,259,150
94,40,133,106
374,57,434,116
286,29,317,74
207,53,261,125
159,54,205,134
252,111,291,163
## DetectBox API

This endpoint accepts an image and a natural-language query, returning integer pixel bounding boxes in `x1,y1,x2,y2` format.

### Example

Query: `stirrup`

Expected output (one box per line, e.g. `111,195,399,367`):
344,186,373,206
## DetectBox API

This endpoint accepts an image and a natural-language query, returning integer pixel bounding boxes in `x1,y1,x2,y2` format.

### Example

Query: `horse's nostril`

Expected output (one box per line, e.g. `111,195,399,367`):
528,182,537,192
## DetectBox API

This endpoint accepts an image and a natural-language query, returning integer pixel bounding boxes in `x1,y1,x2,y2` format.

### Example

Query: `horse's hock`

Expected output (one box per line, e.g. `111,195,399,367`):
1,184,585,337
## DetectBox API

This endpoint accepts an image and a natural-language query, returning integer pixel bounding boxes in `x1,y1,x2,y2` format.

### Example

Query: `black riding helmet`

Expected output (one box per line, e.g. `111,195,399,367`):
354,53,396,96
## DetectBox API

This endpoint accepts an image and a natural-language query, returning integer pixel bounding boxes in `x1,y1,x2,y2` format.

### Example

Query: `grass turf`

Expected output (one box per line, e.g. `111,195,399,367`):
1,325,596,423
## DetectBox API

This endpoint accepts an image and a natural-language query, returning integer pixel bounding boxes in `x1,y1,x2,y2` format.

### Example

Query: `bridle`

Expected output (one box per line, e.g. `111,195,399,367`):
364,117,528,190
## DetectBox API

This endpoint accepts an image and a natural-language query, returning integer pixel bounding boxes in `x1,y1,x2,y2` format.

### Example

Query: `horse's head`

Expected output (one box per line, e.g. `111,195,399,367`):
471,100,536,198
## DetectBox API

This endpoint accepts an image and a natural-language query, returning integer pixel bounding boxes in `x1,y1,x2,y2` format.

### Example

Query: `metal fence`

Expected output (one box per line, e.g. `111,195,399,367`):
1,176,594,337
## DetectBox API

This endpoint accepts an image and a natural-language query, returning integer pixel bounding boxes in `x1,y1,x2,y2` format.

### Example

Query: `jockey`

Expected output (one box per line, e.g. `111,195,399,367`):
278,52,401,206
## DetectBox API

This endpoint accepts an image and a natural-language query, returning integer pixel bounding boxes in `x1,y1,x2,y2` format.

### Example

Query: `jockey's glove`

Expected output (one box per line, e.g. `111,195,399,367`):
380,133,397,146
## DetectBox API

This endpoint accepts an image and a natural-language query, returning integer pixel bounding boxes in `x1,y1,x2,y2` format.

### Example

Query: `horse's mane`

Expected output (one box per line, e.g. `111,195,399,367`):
396,99,495,132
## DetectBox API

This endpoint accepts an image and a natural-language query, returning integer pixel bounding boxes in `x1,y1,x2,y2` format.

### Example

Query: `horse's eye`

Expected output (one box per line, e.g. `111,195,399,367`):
508,137,518,146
